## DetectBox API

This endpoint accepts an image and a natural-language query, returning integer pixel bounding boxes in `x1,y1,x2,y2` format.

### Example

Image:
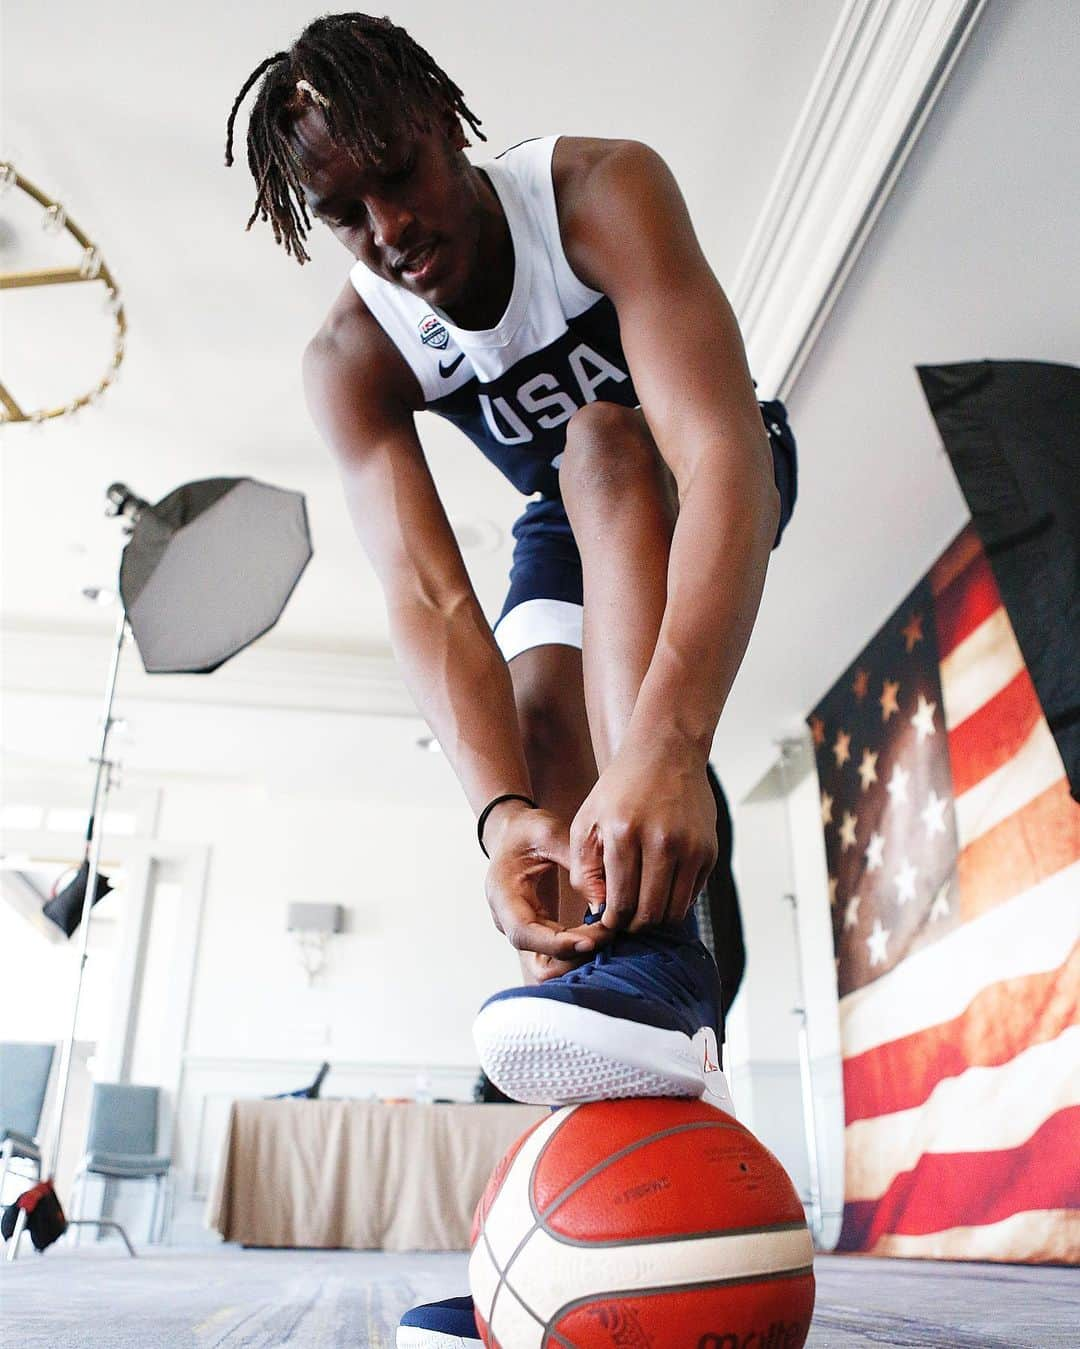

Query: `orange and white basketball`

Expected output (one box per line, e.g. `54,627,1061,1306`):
470,1098,814,1348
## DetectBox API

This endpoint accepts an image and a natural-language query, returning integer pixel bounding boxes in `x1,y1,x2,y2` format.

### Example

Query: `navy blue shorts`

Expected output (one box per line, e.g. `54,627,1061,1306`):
493,399,797,661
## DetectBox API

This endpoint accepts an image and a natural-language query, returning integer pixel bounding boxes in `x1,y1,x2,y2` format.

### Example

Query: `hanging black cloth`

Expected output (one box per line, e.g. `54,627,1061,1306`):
917,360,1080,799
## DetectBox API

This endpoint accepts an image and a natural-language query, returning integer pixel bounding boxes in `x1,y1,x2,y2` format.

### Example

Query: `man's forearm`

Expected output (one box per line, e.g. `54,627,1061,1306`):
629,444,779,756
387,590,533,816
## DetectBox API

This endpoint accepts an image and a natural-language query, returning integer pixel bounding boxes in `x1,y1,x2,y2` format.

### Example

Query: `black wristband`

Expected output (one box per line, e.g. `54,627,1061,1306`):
477,793,537,858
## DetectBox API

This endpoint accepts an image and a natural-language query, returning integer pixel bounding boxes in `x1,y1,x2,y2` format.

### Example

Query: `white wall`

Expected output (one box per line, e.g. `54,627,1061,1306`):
725,0,1080,1248
168,783,517,1069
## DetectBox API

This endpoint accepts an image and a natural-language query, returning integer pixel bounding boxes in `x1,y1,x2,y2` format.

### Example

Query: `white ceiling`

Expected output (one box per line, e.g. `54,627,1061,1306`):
5,1,1074,807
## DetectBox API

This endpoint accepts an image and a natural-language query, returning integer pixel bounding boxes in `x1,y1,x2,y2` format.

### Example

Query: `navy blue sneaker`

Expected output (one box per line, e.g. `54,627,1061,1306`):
472,912,733,1110
397,1295,479,1347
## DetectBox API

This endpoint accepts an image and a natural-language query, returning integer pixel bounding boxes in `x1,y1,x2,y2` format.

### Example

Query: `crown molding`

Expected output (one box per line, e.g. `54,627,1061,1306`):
0,622,416,719
732,0,989,399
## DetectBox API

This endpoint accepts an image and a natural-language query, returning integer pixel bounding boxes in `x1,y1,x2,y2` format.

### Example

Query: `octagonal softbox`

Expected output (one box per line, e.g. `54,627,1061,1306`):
118,477,312,673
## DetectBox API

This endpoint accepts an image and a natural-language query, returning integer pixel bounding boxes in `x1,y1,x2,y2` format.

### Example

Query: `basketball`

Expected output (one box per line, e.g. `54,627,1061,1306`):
469,1099,815,1348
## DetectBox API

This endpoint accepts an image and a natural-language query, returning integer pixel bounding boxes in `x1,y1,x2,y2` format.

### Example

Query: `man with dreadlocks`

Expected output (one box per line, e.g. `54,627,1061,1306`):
228,15,796,1342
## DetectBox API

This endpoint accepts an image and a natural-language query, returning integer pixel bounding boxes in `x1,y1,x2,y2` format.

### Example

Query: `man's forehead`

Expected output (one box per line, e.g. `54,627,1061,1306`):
290,105,409,176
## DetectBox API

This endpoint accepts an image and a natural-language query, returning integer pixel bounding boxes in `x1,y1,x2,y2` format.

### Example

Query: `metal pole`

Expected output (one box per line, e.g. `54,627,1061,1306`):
45,607,127,1179
6,609,128,1261
784,892,824,1245
776,738,825,1247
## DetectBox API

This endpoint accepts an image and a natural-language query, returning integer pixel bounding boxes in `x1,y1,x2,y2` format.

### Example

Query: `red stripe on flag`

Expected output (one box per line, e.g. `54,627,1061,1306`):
842,944,1080,1124
836,1106,1080,1249
947,667,1044,797
929,525,982,599
933,546,1002,661
959,777,1080,922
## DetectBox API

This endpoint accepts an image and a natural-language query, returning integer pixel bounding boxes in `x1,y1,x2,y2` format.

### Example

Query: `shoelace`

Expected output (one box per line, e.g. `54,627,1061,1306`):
559,913,714,1017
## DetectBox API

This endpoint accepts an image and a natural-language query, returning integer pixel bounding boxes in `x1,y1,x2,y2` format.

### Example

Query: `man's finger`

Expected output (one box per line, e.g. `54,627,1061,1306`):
569,822,607,911
506,917,586,959
562,918,613,953
630,842,677,931
600,827,640,930
668,853,706,924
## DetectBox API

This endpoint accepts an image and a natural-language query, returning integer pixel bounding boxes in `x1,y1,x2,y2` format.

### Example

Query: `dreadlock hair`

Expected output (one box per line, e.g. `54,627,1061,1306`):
225,13,485,264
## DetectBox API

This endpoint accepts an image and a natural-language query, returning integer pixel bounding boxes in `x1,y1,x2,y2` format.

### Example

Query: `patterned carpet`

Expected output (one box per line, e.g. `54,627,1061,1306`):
1,1244,1076,1347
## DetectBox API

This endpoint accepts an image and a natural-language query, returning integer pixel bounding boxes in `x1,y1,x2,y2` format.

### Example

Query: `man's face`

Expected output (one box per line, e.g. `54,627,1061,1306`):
293,107,483,307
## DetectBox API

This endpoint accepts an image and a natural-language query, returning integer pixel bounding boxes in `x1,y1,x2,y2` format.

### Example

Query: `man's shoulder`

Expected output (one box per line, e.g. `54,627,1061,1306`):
550,135,639,205
304,283,421,414
549,137,666,288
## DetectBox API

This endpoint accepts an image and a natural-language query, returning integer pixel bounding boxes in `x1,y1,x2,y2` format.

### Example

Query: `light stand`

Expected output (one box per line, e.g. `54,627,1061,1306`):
6,608,135,1260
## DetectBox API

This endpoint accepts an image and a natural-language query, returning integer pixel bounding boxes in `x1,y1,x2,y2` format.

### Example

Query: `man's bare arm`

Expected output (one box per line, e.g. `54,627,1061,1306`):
546,137,779,928
560,138,780,753
303,289,594,956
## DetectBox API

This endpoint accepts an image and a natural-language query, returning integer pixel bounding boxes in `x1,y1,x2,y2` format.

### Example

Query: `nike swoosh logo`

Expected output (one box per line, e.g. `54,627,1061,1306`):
439,352,465,378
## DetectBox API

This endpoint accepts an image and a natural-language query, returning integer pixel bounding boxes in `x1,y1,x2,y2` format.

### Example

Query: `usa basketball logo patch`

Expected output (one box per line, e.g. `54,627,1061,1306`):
418,313,449,350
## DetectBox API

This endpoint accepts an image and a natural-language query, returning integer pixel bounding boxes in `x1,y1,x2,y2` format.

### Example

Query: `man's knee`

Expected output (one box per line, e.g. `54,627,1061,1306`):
516,690,581,785
559,402,659,501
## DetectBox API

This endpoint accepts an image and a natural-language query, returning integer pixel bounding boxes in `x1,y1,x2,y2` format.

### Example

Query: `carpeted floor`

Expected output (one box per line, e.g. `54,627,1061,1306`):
1,1243,1076,1347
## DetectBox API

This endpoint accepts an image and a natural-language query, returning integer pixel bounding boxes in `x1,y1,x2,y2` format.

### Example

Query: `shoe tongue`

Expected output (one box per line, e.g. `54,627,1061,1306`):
584,904,699,948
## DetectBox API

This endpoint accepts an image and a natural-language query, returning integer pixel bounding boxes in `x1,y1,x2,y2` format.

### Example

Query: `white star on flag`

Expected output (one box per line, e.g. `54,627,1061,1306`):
865,831,886,872
833,729,852,769
911,693,938,743
866,918,891,966
894,858,918,906
821,791,834,826
839,810,858,851
930,879,952,921
857,749,879,791
844,894,862,929
879,679,901,722
921,789,949,838
885,762,910,807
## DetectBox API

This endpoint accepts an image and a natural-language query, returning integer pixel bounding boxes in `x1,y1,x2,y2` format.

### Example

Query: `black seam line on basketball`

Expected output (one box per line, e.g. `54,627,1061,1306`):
482,1212,550,1340
480,1122,562,1339
527,1119,747,1230
542,1265,817,1342
502,1118,748,1300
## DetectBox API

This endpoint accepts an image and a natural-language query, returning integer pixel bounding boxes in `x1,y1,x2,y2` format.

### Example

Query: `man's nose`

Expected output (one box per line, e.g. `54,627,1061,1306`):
368,197,413,251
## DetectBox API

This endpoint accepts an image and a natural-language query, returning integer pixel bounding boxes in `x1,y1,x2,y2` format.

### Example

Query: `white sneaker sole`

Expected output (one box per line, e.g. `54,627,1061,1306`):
473,997,727,1107
397,1330,478,1348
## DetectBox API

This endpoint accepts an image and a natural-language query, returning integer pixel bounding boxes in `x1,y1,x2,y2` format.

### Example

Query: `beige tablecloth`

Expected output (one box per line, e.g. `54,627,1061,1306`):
207,1099,547,1251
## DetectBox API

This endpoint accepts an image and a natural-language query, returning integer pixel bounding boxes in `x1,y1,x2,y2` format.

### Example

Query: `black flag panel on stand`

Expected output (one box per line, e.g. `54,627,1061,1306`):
917,360,1080,799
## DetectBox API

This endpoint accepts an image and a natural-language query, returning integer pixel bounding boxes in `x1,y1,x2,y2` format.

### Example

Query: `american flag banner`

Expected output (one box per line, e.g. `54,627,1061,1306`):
808,524,1080,1262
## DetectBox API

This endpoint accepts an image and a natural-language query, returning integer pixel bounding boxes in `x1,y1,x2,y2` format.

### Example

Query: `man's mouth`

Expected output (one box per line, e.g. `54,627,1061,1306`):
396,241,440,280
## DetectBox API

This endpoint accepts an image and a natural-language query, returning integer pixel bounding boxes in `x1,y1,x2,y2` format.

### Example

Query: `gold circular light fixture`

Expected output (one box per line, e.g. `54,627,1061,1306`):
0,163,127,424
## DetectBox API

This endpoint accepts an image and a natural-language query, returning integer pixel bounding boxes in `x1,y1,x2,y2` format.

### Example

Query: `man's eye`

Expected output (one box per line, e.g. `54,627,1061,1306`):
326,208,364,229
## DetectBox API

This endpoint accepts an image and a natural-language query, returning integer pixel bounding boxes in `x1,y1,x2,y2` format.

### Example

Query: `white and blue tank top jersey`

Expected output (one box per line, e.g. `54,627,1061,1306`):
349,134,796,669
348,135,643,498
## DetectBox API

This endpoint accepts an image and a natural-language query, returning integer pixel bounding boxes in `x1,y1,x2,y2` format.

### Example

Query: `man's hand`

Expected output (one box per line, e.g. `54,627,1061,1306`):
569,731,717,931
484,804,607,974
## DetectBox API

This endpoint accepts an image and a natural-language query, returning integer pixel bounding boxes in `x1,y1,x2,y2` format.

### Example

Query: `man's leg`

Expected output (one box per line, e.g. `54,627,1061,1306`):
557,402,677,771
474,401,735,1106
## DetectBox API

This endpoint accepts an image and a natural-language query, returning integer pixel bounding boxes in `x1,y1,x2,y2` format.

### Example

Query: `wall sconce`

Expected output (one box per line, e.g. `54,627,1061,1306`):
286,902,345,986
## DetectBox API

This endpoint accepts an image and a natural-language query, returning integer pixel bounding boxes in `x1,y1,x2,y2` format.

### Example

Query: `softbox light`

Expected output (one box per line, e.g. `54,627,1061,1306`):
116,477,313,674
